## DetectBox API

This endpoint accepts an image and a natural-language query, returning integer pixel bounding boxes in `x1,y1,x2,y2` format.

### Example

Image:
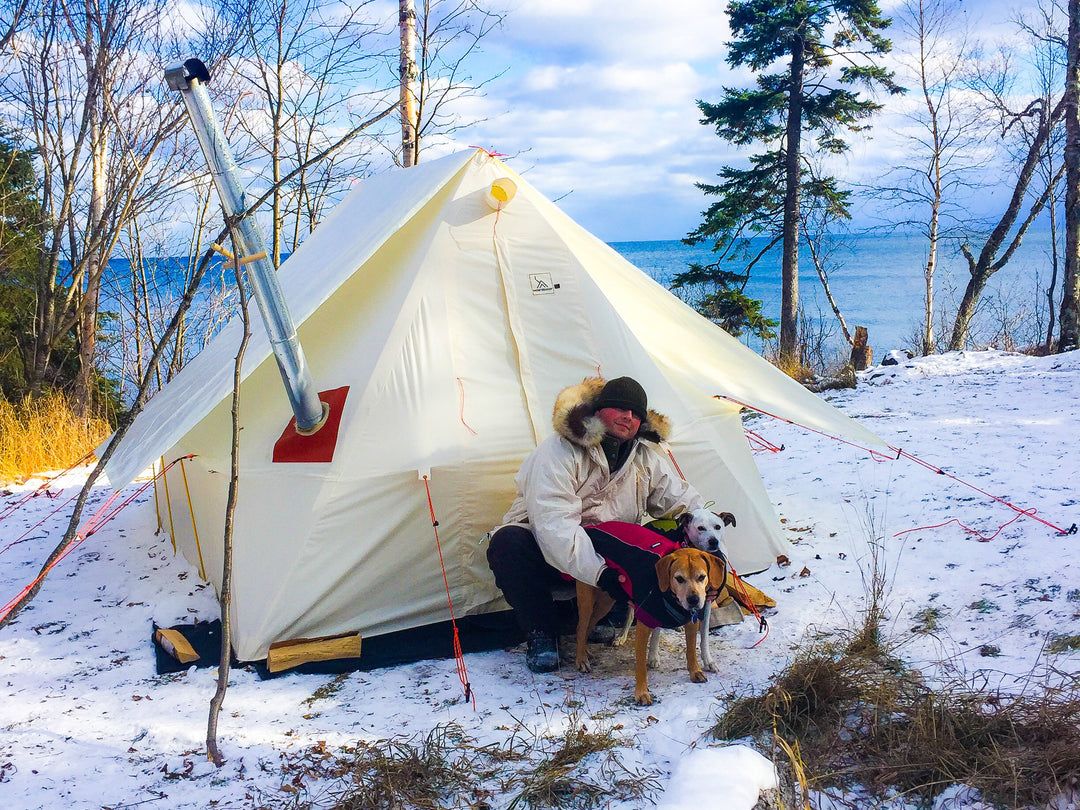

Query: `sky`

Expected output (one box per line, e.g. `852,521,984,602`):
428,0,1040,242
2,347,1080,808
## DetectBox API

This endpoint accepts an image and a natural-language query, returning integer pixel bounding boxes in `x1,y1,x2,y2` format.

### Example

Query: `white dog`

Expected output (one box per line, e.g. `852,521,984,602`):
679,508,735,560
613,508,737,673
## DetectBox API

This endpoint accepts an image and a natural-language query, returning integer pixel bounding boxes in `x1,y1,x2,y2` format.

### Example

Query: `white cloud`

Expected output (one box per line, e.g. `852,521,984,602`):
499,0,732,63
443,0,1049,241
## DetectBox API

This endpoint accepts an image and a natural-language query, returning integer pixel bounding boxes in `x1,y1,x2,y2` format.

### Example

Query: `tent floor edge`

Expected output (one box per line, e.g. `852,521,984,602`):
250,610,525,679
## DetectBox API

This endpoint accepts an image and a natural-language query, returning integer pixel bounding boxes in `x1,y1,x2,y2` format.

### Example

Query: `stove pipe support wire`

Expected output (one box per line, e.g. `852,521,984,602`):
164,57,327,435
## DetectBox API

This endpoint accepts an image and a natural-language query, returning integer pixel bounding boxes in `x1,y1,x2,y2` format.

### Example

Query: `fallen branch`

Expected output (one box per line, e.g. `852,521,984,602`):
0,105,390,631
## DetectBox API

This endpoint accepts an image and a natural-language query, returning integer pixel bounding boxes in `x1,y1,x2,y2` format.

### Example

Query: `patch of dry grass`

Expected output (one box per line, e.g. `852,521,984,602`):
713,630,1080,807
253,711,659,810
770,354,821,386
0,393,109,484
768,353,856,393
509,717,656,810
330,725,486,810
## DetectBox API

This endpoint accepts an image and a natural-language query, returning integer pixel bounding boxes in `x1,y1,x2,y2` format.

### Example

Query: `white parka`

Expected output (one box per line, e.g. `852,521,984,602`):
498,378,704,586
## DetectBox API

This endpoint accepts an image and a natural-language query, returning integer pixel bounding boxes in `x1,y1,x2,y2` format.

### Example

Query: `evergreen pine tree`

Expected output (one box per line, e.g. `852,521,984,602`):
0,136,43,399
679,0,901,363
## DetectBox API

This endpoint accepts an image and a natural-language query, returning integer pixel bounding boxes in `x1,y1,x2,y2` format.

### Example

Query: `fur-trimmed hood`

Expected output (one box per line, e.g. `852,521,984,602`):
551,377,671,448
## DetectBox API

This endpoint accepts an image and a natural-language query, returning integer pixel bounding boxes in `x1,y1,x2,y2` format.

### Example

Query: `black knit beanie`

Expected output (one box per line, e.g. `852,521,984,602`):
593,376,647,420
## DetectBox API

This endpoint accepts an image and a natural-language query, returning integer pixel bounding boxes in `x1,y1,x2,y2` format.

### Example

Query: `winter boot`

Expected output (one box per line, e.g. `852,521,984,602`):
525,630,559,673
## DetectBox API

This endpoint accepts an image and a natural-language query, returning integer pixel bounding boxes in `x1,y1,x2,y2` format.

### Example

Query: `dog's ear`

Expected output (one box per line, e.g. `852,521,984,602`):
706,553,727,590
677,511,693,530
655,555,675,592
717,511,736,527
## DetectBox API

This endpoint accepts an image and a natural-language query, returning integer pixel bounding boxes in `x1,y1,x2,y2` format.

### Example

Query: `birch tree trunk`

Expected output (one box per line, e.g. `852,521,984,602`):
920,0,942,356
400,0,418,167
76,117,107,414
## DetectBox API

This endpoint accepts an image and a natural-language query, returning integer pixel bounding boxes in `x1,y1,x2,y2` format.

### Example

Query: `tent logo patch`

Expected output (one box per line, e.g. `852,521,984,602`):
530,273,559,295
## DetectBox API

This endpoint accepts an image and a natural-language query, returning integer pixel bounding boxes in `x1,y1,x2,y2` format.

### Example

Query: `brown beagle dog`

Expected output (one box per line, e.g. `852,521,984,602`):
575,546,726,705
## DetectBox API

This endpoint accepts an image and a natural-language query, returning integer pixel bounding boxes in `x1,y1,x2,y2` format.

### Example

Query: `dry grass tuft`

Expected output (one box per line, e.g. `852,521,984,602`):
770,355,820,386
768,353,856,392
260,724,495,809
255,711,659,810
509,718,656,809
0,393,110,484
329,724,482,810
713,630,1080,807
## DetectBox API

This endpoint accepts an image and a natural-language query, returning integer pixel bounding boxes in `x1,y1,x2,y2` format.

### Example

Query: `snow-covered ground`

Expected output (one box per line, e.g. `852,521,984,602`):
2,349,1079,809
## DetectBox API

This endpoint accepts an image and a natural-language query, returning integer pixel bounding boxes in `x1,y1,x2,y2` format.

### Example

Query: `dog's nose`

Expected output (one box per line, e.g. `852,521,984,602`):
687,594,700,608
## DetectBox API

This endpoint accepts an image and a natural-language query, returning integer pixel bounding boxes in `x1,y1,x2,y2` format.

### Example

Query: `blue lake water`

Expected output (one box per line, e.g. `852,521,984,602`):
610,230,1061,355
104,229,1061,380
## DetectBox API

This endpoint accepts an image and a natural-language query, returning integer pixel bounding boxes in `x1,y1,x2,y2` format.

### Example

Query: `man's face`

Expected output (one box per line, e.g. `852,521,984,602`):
596,407,641,441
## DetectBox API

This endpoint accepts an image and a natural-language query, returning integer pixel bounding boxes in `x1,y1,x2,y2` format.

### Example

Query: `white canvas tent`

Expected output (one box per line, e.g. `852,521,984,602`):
104,149,887,664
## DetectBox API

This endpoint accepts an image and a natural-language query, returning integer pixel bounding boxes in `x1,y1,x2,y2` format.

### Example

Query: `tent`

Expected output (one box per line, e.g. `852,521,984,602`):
103,149,886,666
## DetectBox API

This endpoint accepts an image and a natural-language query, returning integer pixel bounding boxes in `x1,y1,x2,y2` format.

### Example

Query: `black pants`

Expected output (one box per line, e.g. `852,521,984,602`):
486,525,625,636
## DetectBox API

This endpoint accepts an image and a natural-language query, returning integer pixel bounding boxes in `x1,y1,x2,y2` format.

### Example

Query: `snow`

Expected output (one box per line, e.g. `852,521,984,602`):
2,349,1079,809
655,746,778,809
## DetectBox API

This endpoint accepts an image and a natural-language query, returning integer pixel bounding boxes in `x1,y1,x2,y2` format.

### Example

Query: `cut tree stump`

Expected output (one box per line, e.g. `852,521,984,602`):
850,326,872,370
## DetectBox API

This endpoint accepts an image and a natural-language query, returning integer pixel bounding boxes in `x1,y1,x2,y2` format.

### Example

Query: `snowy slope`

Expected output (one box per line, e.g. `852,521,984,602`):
1,349,1079,809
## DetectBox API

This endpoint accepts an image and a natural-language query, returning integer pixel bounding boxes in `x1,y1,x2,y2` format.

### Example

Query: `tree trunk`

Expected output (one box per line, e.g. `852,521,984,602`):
1061,0,1080,352
780,32,804,365
923,187,940,355
1046,173,1060,350
924,214,938,355
271,22,284,268
207,252,250,767
804,233,852,345
950,253,988,349
75,123,107,414
920,0,941,357
850,325,872,370
817,269,852,345
399,0,418,167
948,97,1065,350
30,247,66,396
76,262,102,410
31,282,56,395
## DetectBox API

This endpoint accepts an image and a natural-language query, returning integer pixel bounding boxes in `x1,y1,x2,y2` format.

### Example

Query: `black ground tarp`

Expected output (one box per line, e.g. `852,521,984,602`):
151,612,525,678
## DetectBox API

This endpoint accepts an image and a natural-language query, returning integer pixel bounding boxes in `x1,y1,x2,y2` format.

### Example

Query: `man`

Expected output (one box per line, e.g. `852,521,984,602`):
487,376,706,672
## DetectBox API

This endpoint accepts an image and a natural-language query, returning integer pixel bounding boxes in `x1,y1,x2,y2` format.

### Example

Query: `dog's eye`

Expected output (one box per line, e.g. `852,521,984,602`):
673,575,686,584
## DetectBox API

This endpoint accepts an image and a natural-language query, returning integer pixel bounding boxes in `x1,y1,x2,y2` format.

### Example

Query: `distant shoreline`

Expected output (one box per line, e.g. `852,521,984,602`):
610,231,1058,355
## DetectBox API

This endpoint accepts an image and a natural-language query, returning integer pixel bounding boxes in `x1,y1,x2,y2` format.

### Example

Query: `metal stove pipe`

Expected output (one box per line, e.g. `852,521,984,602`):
164,57,326,434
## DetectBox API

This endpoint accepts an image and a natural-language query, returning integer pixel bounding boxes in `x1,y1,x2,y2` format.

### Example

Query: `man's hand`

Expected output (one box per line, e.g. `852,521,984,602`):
597,567,629,602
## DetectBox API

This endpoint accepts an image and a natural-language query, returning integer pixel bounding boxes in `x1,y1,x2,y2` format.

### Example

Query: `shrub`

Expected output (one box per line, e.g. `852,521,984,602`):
0,392,110,484
712,630,1080,807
